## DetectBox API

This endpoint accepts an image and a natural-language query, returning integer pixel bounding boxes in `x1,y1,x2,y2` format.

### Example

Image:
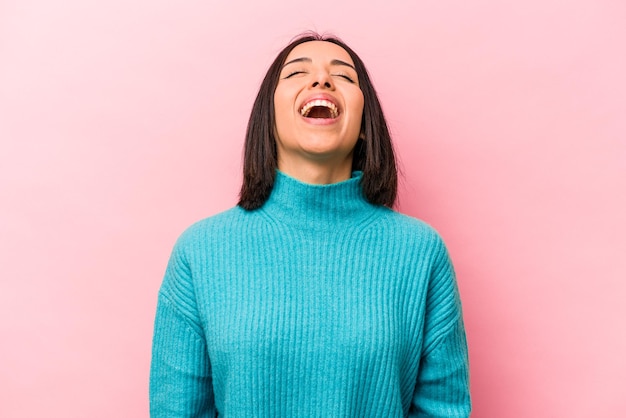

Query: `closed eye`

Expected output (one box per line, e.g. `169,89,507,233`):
334,73,356,83
283,70,307,79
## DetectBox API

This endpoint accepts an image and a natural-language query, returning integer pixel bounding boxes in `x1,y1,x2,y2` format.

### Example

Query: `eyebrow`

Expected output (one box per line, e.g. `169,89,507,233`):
282,57,356,70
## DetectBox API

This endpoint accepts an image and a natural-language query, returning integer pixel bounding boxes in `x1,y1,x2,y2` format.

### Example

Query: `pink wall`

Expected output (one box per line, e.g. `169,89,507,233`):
1,1,625,416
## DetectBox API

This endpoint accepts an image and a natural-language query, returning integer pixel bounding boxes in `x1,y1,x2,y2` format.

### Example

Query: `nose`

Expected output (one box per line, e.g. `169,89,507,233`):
310,70,334,90
312,80,332,88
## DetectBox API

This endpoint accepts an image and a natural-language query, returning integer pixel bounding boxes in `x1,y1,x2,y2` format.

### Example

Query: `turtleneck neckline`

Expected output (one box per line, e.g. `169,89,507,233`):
258,170,379,232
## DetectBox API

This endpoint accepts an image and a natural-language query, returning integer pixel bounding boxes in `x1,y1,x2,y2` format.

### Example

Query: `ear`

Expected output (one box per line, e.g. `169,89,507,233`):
359,132,366,140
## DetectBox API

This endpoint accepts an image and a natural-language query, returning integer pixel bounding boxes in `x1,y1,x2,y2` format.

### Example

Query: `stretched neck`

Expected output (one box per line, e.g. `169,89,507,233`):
277,153,354,185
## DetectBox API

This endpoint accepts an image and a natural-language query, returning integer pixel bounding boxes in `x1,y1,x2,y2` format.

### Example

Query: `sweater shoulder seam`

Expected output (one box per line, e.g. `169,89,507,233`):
158,290,206,342
422,310,461,357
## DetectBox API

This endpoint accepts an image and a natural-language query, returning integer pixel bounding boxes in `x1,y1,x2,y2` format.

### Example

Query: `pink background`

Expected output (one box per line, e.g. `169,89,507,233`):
1,1,625,416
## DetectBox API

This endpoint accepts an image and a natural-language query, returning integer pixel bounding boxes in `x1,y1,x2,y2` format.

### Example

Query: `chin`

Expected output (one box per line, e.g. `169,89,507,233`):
300,142,348,156
301,136,357,152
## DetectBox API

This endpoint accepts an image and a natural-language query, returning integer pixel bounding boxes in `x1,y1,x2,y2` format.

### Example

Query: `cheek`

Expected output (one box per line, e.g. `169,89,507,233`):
350,92,365,129
273,92,289,135
273,89,295,122
273,84,295,113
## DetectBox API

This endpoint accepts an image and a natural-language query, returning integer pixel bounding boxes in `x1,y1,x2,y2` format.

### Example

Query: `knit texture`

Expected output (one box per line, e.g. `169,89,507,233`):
150,171,471,417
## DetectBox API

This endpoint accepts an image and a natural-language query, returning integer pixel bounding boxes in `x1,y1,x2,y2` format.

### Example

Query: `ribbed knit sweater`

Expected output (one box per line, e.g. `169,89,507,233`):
150,171,471,417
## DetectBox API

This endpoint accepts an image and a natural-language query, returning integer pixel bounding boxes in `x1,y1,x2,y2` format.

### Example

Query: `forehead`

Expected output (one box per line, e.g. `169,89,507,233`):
284,41,355,66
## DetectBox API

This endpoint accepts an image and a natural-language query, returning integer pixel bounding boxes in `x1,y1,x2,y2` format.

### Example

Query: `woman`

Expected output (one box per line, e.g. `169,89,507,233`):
150,33,471,417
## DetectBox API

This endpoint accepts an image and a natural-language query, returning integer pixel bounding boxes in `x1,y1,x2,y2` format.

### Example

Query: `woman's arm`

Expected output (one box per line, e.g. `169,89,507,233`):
149,238,215,417
409,236,471,417
409,315,471,417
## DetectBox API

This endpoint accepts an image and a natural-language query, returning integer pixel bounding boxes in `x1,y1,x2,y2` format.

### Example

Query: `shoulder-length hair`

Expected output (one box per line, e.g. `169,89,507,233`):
238,32,397,210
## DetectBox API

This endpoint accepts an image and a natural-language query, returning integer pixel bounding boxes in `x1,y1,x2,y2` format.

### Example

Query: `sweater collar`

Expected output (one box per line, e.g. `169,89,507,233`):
259,170,377,232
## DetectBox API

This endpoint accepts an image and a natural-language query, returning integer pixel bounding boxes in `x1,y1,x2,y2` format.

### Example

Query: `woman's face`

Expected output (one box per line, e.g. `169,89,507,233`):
273,41,364,170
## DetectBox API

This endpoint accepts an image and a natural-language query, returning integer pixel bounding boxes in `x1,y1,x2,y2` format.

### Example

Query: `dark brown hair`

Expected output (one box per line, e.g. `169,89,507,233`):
238,32,397,210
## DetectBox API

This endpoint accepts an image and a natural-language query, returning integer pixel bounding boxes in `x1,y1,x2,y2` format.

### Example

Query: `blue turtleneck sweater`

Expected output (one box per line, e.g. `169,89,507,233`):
150,171,471,417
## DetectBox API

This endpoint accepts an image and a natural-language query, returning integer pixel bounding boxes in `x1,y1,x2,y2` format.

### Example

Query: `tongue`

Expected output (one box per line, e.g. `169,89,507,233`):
307,106,332,119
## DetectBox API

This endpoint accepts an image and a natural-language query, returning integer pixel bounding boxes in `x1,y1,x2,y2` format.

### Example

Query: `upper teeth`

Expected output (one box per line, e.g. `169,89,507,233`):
300,99,339,118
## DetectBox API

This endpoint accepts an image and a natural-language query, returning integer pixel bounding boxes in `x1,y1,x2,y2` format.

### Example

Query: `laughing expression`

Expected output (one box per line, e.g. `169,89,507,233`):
273,41,364,171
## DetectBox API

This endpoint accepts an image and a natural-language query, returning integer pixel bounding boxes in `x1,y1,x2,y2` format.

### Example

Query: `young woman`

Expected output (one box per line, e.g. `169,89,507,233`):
150,33,471,417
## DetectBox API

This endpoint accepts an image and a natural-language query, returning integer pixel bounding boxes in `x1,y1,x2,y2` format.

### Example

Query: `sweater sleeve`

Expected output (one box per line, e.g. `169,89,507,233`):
409,236,471,417
150,236,216,418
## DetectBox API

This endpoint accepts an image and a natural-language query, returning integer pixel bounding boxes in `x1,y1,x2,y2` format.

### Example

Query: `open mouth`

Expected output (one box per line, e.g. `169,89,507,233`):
300,99,339,119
